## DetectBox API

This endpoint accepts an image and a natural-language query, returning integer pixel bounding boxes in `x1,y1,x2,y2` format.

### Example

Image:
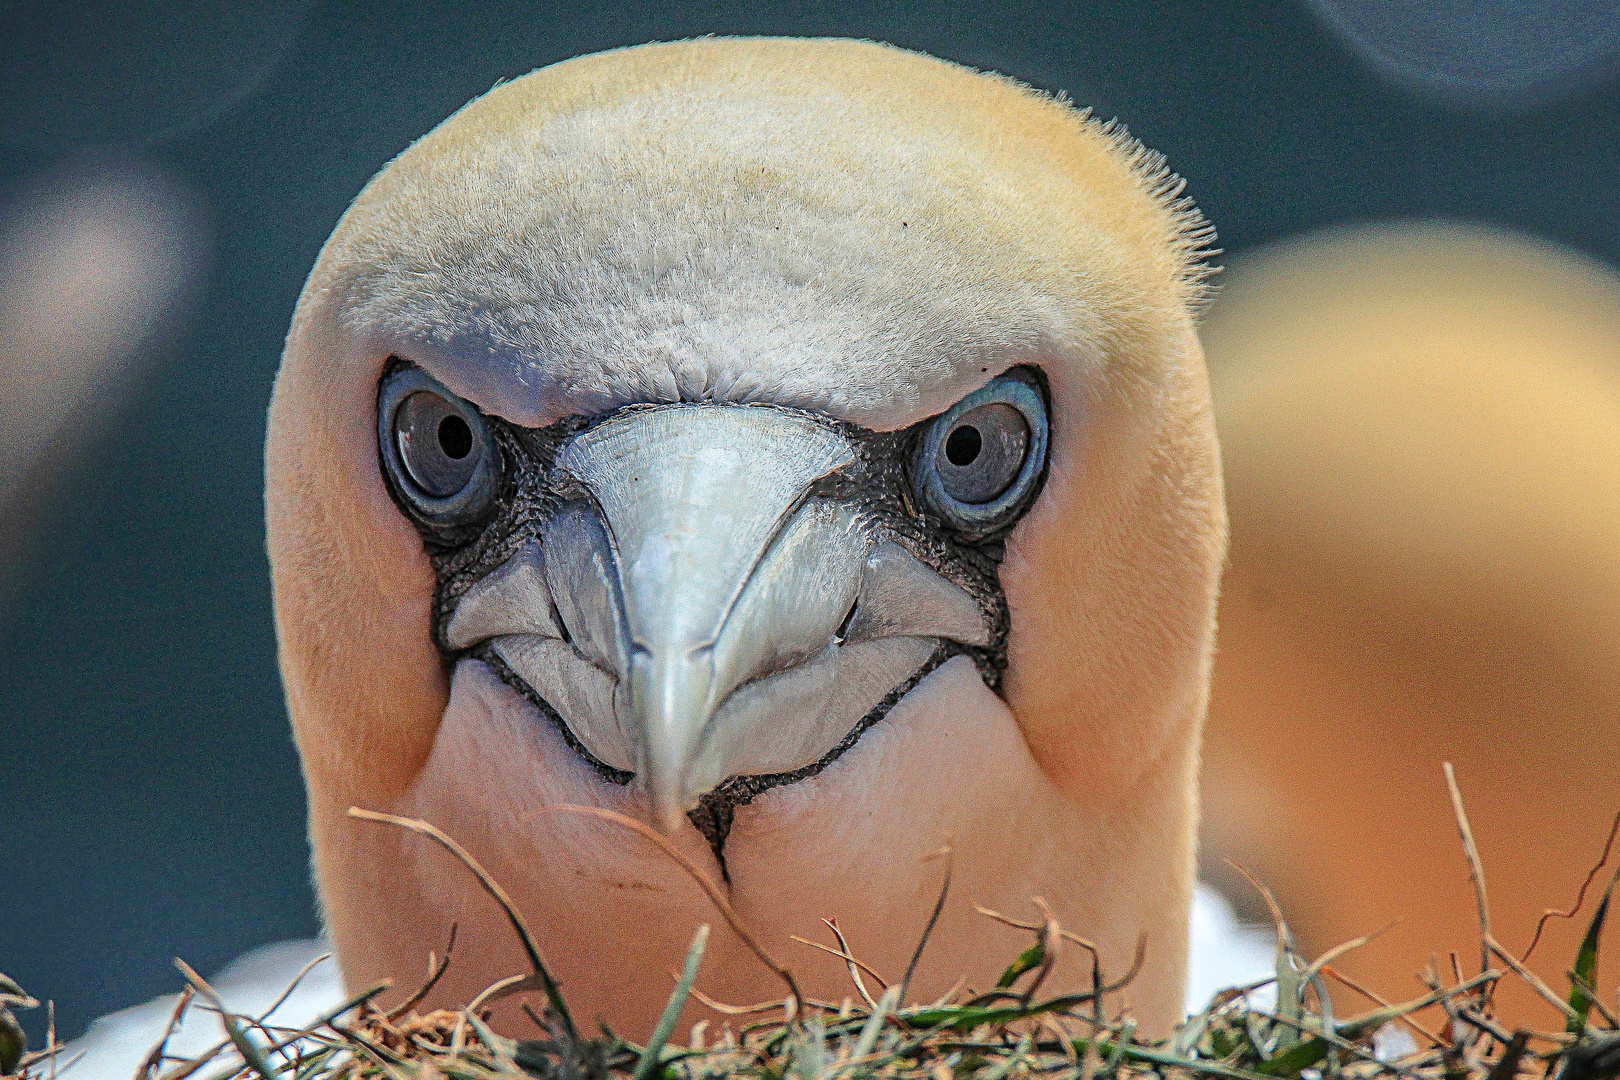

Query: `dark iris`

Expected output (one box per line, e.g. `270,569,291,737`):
397,391,482,497
935,403,1028,504
376,363,500,533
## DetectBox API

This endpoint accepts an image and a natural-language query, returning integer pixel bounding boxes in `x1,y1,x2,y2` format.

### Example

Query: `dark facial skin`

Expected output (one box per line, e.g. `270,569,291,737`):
377,358,1049,871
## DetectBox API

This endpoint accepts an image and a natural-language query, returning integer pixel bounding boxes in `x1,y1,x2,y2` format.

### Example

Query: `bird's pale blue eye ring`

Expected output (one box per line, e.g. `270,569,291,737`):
377,366,497,525
914,371,1049,538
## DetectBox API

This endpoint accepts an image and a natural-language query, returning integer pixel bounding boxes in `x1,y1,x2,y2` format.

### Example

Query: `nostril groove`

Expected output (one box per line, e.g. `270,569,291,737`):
833,599,859,645
549,597,572,644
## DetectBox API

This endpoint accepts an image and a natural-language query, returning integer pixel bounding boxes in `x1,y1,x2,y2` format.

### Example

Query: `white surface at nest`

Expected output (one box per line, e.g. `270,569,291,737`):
60,884,1276,1078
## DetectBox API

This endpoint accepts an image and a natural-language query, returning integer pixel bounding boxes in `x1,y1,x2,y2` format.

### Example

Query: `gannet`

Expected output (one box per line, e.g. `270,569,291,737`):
266,37,1225,1038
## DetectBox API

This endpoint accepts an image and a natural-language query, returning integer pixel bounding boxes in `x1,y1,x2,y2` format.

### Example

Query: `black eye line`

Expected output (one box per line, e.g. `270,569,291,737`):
404,371,1021,832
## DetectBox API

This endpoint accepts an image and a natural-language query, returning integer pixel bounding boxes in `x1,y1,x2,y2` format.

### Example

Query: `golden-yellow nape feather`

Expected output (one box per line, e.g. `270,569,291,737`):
267,37,1224,1039
1201,223,1620,1026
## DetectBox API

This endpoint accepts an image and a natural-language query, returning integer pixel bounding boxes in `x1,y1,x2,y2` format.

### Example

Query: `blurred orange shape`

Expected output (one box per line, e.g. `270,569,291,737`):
1202,222,1620,1025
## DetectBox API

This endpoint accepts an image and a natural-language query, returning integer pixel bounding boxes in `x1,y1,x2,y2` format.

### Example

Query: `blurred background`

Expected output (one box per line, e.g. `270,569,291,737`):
3,0,1618,1044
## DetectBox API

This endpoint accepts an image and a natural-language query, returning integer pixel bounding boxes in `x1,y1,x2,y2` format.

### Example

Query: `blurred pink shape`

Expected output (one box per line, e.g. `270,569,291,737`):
0,164,204,518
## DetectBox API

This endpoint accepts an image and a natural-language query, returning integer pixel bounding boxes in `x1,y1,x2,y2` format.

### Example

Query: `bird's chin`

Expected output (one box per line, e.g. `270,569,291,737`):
384,654,1131,1044
471,635,956,861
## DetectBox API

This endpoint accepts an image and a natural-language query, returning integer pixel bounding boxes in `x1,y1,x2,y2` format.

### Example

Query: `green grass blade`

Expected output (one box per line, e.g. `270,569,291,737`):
997,942,1046,989
850,985,900,1066
1568,875,1616,1034
0,1008,24,1076
220,1013,283,1080
1273,949,1303,1052
981,1034,1033,1080
1254,1036,1327,1077
634,924,710,1080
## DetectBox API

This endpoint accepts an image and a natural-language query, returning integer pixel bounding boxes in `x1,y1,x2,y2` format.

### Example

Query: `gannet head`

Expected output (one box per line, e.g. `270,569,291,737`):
267,37,1224,1037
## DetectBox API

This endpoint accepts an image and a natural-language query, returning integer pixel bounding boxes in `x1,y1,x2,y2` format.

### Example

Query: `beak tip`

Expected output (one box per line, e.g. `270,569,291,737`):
642,768,697,836
650,797,694,837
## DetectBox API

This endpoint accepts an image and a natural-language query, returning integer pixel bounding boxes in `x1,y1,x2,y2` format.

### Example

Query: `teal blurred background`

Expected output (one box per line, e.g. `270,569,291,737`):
3,0,1618,1042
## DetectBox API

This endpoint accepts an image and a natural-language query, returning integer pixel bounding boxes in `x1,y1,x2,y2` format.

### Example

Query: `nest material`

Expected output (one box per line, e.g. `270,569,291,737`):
8,766,1620,1080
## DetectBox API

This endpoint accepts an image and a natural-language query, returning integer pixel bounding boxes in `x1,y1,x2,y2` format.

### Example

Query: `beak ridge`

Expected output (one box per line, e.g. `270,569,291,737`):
558,405,856,830
450,404,992,833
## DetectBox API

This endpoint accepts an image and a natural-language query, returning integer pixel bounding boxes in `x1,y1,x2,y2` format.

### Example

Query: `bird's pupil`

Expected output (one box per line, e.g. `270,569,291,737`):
945,425,982,466
438,415,474,459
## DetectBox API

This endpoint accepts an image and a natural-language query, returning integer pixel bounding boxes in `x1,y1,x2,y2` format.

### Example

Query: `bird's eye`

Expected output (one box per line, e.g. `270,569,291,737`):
377,365,497,526
397,392,479,495
913,370,1049,538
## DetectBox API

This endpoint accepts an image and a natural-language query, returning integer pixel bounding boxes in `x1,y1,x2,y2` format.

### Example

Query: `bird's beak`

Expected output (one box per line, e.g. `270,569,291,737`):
554,405,865,831
445,403,990,834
